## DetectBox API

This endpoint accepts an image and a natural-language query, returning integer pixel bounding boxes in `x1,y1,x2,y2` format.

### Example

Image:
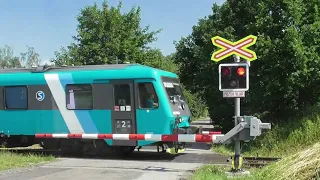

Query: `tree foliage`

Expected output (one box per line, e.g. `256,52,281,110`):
0,45,22,68
51,0,208,119
20,46,42,67
174,0,320,130
0,45,41,69
51,0,161,66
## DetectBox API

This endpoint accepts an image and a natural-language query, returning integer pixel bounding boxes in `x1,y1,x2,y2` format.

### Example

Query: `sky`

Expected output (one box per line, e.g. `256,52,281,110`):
0,0,225,64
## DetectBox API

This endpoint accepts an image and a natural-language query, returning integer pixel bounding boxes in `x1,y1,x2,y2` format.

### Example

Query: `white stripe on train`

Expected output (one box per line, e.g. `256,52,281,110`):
44,74,84,134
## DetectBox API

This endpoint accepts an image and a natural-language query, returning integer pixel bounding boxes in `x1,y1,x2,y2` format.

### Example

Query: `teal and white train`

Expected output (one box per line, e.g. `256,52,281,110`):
0,64,193,155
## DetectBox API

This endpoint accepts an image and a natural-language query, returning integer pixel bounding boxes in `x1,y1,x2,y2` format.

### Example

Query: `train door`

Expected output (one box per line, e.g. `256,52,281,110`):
110,80,137,146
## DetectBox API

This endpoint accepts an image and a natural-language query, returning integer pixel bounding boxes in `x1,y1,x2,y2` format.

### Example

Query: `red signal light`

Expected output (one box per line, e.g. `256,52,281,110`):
237,67,245,76
222,67,230,76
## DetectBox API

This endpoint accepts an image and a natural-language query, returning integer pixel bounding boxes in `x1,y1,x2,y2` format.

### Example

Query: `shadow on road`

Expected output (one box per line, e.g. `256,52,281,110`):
185,142,211,150
5,148,180,161
66,151,180,161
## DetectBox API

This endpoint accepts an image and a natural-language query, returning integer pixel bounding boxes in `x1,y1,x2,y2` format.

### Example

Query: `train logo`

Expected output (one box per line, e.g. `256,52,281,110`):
36,91,45,101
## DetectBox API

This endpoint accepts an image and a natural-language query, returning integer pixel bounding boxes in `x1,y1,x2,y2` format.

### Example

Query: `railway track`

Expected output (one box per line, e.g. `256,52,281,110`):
243,156,281,168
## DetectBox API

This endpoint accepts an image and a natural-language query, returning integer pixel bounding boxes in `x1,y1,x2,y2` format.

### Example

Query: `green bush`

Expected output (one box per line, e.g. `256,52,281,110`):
181,85,208,120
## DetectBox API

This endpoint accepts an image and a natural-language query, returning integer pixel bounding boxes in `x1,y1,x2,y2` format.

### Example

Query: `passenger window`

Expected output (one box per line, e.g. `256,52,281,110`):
5,86,28,109
113,84,131,108
66,84,93,110
138,82,159,109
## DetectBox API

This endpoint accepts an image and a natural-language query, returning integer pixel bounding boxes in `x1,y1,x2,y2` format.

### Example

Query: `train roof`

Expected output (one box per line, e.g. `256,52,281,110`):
0,63,178,81
0,63,153,73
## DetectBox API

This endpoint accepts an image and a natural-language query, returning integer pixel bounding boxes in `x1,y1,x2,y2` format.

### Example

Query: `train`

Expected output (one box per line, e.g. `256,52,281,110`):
0,63,194,155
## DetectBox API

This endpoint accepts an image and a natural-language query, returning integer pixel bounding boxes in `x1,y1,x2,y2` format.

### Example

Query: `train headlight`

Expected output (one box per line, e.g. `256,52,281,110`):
181,103,185,110
175,116,183,124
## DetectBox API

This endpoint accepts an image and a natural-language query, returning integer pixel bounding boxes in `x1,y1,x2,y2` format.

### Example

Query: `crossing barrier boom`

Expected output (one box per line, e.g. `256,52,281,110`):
35,133,224,143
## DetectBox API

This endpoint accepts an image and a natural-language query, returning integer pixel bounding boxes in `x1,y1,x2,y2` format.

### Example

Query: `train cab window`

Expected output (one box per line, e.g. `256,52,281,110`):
138,82,159,109
113,84,131,106
163,82,186,103
4,86,28,109
66,84,93,109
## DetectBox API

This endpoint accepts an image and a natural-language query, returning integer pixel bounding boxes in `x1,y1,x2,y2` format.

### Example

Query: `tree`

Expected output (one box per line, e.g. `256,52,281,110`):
51,0,161,65
0,45,42,68
0,45,22,68
174,0,320,131
20,46,42,67
50,0,208,119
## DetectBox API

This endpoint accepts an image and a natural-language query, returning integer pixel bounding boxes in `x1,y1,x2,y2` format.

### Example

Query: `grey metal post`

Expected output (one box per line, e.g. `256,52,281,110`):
234,55,241,171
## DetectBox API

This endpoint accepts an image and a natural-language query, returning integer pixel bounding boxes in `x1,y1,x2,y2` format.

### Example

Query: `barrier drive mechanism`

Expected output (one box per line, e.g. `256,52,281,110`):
214,116,271,144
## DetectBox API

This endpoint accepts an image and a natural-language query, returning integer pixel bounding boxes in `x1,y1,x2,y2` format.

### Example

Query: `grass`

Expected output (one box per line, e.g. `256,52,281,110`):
0,150,55,171
190,165,231,180
213,105,320,157
190,105,320,179
191,143,320,180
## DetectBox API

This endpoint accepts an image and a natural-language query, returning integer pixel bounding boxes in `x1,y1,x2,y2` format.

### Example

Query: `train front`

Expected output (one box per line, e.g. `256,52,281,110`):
161,77,194,144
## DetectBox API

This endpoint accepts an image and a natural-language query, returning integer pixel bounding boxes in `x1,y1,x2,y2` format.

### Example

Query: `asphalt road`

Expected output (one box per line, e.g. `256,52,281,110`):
0,119,229,180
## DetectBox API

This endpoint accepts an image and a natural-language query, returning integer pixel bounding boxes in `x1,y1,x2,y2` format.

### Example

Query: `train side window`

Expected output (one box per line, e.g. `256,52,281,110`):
113,84,131,106
66,84,93,110
138,82,159,109
4,86,28,109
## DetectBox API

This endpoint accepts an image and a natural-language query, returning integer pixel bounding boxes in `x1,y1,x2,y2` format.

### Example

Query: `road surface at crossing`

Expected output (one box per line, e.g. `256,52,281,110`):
0,119,228,180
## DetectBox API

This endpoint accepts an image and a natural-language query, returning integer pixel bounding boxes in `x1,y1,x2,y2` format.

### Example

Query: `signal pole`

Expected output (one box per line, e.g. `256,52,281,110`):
233,55,241,171
218,54,250,173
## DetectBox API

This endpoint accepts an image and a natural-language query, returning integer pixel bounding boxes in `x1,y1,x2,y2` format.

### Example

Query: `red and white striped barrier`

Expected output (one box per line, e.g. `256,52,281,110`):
201,131,222,135
35,133,224,143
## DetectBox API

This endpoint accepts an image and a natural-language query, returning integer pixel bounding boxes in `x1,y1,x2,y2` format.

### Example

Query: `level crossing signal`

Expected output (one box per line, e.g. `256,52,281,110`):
219,63,249,91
